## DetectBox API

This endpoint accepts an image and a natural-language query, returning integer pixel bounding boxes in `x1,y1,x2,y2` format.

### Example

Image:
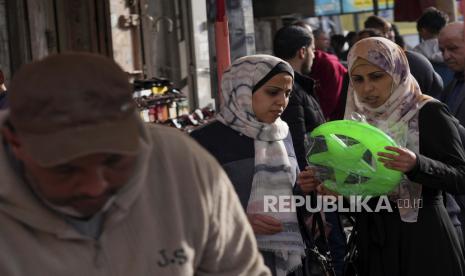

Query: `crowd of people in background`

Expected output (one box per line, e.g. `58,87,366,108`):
2,4,465,276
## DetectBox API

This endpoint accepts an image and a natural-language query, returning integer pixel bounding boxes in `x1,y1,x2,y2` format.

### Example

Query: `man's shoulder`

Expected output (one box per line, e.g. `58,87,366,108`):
406,50,433,68
145,123,223,179
147,124,211,157
190,120,230,140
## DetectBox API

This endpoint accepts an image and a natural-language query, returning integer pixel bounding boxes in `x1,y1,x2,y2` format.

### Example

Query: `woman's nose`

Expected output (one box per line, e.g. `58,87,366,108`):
363,81,375,93
275,92,287,106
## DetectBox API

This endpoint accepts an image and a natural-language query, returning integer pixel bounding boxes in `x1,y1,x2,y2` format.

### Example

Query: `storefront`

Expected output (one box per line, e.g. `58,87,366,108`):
0,0,461,127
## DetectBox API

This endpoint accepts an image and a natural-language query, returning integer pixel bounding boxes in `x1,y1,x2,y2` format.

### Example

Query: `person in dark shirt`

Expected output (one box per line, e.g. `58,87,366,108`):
273,25,325,171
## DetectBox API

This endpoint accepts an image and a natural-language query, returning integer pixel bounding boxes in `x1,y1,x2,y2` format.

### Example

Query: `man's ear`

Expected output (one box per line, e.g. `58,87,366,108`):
1,126,24,159
298,47,306,59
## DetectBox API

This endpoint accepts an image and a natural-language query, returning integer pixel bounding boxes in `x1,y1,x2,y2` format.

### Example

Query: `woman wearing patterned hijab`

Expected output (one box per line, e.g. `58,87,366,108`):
192,55,317,276
344,37,465,275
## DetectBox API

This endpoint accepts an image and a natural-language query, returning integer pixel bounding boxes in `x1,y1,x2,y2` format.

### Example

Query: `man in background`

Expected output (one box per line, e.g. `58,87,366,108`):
415,7,453,86
313,29,331,53
273,25,325,171
439,22,465,119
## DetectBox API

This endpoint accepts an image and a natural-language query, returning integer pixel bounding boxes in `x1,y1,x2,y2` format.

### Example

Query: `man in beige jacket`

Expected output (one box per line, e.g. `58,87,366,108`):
0,53,270,276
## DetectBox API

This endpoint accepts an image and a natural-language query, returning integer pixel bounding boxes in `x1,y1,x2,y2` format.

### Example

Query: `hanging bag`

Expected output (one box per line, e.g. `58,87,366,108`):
297,192,336,276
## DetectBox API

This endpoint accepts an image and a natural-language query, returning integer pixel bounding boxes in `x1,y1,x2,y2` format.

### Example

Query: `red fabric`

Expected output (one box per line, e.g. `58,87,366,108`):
394,0,436,22
309,50,347,121
217,0,226,20
461,1,465,19
215,0,230,105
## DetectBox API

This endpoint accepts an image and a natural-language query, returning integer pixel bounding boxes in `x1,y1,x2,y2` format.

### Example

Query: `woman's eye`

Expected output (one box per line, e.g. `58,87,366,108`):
352,77,363,83
267,89,280,96
371,73,385,80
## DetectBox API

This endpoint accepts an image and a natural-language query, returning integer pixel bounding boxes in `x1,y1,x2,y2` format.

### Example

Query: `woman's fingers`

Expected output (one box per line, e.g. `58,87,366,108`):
248,214,283,235
297,166,321,194
378,146,417,172
384,146,404,154
316,184,340,196
254,214,282,226
377,152,399,159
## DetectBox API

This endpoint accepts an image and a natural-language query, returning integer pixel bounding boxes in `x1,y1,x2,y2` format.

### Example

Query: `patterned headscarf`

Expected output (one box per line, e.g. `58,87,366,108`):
345,37,433,222
217,55,305,275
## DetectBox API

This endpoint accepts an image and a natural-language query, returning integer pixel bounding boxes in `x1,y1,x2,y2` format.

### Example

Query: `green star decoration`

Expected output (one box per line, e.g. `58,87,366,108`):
307,120,403,196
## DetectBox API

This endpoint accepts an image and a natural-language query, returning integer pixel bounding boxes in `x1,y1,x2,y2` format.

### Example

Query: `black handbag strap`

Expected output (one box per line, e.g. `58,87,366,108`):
296,192,315,248
297,192,336,276
297,192,330,254
310,194,331,255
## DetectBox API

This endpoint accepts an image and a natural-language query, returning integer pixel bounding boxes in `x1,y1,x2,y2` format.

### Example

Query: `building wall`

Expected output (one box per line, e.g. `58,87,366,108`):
108,0,141,75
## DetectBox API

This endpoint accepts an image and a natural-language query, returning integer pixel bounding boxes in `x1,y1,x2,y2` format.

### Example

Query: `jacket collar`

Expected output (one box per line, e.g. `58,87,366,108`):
294,71,315,96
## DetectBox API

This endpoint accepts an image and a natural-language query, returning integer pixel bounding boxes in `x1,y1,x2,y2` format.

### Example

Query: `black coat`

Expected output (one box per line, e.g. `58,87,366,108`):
406,50,444,98
356,101,465,276
441,74,465,126
281,72,325,171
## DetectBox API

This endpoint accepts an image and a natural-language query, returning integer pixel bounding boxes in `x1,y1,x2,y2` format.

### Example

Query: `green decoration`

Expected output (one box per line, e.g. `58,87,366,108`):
307,120,402,196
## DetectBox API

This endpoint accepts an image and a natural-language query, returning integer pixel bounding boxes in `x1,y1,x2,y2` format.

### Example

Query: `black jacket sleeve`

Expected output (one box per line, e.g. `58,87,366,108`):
281,91,308,171
406,101,465,194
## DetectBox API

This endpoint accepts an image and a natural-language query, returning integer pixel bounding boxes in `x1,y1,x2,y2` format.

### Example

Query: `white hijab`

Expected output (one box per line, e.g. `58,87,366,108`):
217,55,305,275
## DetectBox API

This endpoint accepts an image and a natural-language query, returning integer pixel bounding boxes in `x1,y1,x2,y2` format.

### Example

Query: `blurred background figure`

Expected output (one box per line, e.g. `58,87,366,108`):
294,22,347,121
391,24,406,50
340,31,358,62
313,29,331,53
364,15,395,41
364,14,444,98
414,7,454,86
331,34,346,61
0,69,7,110
357,28,383,41
438,22,465,125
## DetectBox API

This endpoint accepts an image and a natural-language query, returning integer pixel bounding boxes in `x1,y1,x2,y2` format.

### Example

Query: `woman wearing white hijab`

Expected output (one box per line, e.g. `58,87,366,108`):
192,55,317,276
342,37,465,275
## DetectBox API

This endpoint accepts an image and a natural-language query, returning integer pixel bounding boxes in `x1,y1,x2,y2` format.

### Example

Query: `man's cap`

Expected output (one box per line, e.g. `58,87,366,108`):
8,52,141,167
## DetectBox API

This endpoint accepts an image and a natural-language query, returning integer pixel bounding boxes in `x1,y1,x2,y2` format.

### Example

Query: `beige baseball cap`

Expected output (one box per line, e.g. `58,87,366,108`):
8,53,141,167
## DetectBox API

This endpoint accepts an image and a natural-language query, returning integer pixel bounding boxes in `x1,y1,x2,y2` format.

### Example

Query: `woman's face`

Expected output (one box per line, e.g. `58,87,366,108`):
252,73,293,124
350,61,394,108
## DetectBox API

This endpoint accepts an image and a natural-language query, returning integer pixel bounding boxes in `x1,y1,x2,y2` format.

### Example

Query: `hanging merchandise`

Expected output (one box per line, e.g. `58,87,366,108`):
132,77,216,132
306,120,402,197
133,77,187,123
164,105,216,133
